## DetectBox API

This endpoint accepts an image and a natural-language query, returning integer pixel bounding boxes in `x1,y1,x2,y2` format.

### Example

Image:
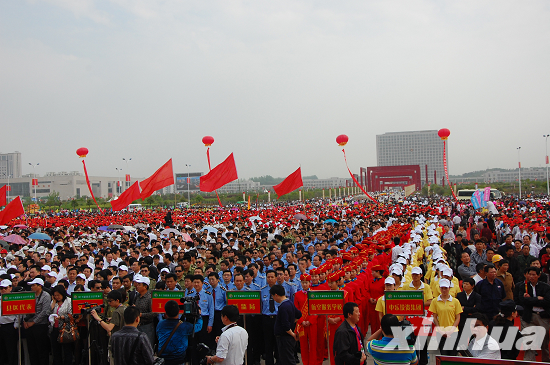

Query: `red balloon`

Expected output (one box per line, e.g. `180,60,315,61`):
76,147,89,158
202,136,214,146
336,134,349,146
438,128,451,140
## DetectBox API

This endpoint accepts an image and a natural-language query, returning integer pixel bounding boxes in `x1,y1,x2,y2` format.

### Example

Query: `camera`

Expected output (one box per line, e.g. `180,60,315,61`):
80,302,105,315
197,343,215,365
399,319,417,346
180,294,200,320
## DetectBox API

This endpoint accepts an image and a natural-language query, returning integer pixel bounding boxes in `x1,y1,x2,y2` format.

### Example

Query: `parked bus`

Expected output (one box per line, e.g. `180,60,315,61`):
457,189,502,201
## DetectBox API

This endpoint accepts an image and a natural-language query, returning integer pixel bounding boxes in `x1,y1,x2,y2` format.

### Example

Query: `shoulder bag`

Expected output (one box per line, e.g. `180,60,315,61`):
154,320,183,365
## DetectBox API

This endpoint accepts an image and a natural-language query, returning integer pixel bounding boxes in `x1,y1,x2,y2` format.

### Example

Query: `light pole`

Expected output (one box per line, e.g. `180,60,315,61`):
185,164,191,206
115,168,123,196
29,163,39,203
517,147,522,199
544,135,550,196
122,158,132,191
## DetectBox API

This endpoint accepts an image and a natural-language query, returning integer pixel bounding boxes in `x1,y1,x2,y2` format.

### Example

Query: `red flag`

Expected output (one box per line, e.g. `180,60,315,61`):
0,185,7,207
273,167,303,198
200,153,238,192
0,196,25,225
111,182,141,211
140,159,174,200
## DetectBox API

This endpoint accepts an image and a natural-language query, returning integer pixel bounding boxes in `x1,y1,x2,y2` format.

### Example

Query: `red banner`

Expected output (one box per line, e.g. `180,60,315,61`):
125,174,131,182
307,291,344,315
32,179,38,186
226,291,261,314
152,291,185,313
71,292,103,314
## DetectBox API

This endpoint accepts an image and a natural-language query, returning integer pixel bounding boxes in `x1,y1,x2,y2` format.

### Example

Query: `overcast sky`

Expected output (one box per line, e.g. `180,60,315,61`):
1,0,550,180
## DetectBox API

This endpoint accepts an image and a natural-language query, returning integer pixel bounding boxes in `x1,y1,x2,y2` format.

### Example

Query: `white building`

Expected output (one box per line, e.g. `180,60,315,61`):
0,151,22,179
482,168,548,183
376,130,445,186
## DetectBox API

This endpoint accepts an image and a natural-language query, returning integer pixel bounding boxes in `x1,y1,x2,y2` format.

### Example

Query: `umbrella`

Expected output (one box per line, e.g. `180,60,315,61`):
123,226,136,232
14,224,28,229
201,226,218,234
28,233,51,240
161,228,181,235
294,214,307,220
249,216,262,222
182,233,192,242
324,219,337,224
134,223,147,229
108,224,124,230
98,226,115,232
0,240,8,249
4,234,27,245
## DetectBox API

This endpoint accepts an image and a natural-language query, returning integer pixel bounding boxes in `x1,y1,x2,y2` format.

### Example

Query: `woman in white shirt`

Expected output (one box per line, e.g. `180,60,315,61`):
49,285,74,365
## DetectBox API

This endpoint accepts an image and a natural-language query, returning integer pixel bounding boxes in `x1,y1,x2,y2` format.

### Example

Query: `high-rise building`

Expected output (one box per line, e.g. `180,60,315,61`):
376,130,445,186
0,151,22,179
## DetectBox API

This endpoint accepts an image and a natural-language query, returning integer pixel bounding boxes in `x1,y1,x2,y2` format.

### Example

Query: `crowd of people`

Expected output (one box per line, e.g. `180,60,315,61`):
0,195,549,365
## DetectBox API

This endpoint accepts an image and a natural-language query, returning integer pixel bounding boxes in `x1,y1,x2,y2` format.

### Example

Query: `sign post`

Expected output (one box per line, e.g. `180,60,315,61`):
226,291,261,365
384,291,424,316
2,292,36,365
152,291,185,313
308,291,344,365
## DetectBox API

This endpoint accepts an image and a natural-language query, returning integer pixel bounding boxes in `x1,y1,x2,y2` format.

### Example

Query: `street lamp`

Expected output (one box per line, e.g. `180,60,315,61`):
517,147,522,199
122,158,132,191
185,164,191,206
115,168,123,196
29,163,39,202
544,135,550,196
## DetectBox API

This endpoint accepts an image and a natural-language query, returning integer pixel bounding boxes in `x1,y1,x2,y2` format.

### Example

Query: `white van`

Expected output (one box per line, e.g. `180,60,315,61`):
127,203,143,211
457,189,502,201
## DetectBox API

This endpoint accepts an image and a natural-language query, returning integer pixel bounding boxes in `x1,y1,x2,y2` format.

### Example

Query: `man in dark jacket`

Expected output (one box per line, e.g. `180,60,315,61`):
334,302,367,365
456,278,482,331
111,307,154,365
474,264,505,319
517,266,550,362
270,284,301,365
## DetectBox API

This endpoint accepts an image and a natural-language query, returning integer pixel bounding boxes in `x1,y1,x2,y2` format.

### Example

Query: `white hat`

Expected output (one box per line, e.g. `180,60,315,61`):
442,268,453,277
77,273,87,280
47,272,58,277
28,278,44,286
411,267,423,275
22,246,29,250
0,279,12,287
390,267,403,276
134,275,150,286
41,265,51,271
396,257,407,265
384,277,396,285
118,265,128,271
439,278,451,288
160,268,170,273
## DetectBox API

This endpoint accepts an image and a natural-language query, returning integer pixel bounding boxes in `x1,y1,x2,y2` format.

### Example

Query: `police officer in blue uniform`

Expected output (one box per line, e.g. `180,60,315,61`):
261,270,279,365
192,275,214,364
207,272,227,339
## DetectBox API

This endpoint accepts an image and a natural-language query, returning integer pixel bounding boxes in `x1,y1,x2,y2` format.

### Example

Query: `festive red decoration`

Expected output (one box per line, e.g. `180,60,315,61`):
0,196,25,225
140,159,175,200
438,129,450,140
200,153,238,192
202,136,214,146
0,185,8,207
76,147,89,158
336,134,349,146
111,181,141,211
273,167,303,198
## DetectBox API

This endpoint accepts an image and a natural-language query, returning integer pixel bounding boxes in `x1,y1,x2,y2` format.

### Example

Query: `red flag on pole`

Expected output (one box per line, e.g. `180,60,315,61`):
111,182,141,211
0,185,7,207
140,159,175,200
200,153,238,192
0,196,25,225
273,167,303,198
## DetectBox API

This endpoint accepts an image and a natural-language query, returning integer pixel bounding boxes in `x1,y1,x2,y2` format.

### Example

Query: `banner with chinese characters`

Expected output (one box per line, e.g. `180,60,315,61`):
308,290,344,315
71,292,104,314
226,291,261,314
152,291,185,313
385,290,424,316
1,292,36,315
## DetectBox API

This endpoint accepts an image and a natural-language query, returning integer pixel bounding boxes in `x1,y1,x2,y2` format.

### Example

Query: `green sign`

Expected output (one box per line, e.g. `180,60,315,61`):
2,292,35,301
227,292,260,300
307,291,344,300
308,290,344,315
385,290,424,316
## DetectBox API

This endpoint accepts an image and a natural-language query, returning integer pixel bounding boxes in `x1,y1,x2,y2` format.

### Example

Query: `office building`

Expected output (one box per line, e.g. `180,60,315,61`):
0,151,22,179
376,130,445,186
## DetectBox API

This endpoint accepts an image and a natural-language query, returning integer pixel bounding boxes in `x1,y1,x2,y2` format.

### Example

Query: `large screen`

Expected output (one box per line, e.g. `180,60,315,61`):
175,172,202,191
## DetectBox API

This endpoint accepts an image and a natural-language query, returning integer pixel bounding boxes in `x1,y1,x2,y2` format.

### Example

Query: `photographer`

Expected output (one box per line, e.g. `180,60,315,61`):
206,305,248,365
156,300,203,365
